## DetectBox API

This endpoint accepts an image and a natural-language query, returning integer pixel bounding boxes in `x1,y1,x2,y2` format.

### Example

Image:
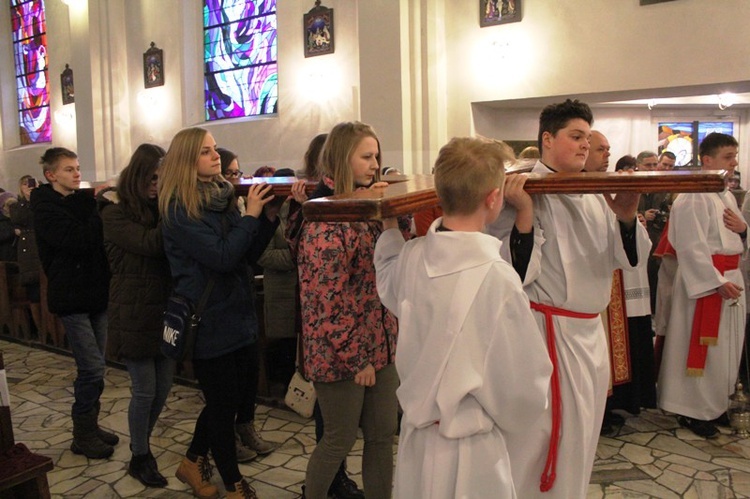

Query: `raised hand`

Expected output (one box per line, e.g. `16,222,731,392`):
244,183,274,218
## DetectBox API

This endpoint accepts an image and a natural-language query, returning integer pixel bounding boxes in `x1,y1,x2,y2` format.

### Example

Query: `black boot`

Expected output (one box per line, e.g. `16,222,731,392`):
129,453,168,487
94,400,120,446
70,410,114,459
328,467,364,499
146,451,169,486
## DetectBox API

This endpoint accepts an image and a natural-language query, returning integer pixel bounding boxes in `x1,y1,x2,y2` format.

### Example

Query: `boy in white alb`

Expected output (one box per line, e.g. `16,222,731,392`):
488,99,651,498
375,137,552,498
658,132,747,439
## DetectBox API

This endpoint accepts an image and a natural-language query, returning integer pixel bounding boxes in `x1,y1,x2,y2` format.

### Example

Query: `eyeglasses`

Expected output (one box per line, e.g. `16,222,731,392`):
224,170,243,178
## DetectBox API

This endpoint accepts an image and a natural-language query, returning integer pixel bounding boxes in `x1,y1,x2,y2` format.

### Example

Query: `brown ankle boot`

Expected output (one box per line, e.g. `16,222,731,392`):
175,455,219,499
226,479,257,499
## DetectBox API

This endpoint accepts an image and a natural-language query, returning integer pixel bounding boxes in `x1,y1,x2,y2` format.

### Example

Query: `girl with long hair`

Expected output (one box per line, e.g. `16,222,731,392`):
159,127,278,499
98,143,172,487
288,122,410,499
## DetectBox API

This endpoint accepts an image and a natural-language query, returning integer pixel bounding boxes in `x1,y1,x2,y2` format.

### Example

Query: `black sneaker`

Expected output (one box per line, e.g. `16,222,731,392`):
600,410,625,435
328,470,365,499
677,415,719,439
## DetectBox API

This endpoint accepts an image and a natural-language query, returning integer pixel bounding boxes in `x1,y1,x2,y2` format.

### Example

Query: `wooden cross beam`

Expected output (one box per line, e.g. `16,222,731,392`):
301,170,728,222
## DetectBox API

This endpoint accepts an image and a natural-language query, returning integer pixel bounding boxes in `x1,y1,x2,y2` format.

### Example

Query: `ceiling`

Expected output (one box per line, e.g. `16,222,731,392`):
477,81,750,110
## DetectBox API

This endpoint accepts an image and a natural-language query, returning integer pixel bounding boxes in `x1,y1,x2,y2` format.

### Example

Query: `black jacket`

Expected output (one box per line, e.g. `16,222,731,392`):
9,197,40,285
31,184,109,315
98,190,171,360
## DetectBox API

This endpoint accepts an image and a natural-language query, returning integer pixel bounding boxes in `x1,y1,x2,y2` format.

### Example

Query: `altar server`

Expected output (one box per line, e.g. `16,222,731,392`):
488,99,651,498
376,136,552,499
658,132,747,439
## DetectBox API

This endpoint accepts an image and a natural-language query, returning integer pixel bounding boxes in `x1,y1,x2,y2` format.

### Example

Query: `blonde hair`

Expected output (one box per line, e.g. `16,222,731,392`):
158,127,220,222
433,137,510,216
321,122,381,195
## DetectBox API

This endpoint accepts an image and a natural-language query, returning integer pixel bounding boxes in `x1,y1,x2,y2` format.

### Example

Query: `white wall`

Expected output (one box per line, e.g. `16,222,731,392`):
1,0,749,190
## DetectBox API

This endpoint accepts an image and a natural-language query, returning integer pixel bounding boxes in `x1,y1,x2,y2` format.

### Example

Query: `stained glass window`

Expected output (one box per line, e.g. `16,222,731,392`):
204,0,278,121
10,0,51,144
658,121,735,168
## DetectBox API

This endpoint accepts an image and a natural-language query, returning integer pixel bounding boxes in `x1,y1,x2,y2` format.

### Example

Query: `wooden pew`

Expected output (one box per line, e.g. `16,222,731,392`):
0,351,54,499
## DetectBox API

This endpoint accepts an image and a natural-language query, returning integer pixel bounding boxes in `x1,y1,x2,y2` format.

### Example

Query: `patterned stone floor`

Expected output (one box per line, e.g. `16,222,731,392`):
2,338,750,498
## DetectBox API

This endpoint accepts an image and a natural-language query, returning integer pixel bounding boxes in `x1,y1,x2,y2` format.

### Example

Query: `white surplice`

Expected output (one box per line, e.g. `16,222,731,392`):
658,191,747,420
487,161,651,499
375,221,552,499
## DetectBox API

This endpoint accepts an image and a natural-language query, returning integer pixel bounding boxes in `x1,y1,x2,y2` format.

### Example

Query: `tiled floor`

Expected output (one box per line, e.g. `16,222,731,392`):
3,338,750,498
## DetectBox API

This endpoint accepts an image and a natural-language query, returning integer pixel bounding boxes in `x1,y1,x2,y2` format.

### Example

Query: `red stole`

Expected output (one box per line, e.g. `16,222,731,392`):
686,254,740,376
530,302,599,492
606,270,631,387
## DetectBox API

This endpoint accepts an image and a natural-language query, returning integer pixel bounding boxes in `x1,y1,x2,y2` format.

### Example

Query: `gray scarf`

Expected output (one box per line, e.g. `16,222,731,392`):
198,179,235,213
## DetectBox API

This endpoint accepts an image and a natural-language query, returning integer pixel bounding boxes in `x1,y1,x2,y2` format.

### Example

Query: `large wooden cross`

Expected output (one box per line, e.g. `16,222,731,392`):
82,170,727,222
294,170,728,222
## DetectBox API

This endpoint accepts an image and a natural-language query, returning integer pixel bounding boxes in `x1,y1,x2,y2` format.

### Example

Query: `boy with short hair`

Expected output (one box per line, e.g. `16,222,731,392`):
31,147,115,459
488,99,651,498
375,136,552,498
658,132,747,438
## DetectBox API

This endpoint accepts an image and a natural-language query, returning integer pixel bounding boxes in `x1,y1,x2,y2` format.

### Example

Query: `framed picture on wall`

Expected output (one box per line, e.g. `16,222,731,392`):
304,1,334,58
480,0,522,27
60,64,74,105
143,42,164,88
640,0,678,5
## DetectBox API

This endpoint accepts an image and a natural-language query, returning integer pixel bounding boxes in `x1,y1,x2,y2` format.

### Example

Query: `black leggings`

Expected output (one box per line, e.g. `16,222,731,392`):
189,343,259,486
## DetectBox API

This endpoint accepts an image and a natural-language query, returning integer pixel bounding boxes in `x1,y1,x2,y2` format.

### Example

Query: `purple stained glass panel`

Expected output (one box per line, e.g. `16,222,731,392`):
204,0,278,120
10,0,51,144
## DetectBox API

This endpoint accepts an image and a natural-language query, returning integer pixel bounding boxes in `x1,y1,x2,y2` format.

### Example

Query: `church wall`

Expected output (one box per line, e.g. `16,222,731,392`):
0,0,749,188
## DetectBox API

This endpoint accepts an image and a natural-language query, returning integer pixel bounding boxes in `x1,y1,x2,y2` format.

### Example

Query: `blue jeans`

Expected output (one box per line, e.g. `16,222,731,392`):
60,311,108,416
125,356,176,456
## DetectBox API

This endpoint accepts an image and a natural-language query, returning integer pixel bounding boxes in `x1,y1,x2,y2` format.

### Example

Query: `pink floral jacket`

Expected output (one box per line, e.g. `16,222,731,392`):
288,178,411,382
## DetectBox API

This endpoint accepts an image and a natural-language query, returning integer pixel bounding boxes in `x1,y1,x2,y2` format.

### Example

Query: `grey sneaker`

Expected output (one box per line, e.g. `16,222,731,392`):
235,432,258,462
236,422,278,455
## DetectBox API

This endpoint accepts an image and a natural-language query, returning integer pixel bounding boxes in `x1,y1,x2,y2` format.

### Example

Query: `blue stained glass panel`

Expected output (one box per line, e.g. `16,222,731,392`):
204,0,278,120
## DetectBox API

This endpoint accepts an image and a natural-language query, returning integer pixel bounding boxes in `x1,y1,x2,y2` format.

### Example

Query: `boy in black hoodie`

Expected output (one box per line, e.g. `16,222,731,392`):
31,147,116,459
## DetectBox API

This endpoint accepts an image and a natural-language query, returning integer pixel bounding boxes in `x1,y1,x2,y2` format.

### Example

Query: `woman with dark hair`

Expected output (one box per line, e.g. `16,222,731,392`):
218,148,242,179
216,146,279,463
98,143,173,487
10,175,42,333
615,155,637,172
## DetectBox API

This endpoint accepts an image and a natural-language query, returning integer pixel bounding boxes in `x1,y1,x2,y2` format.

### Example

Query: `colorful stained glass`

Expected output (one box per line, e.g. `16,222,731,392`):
10,0,51,144
204,0,278,121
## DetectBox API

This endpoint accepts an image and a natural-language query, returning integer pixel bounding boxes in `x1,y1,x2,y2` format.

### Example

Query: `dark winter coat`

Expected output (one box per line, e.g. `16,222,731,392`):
162,202,278,360
0,212,16,262
31,184,109,315
98,190,171,360
9,197,40,285
257,201,297,340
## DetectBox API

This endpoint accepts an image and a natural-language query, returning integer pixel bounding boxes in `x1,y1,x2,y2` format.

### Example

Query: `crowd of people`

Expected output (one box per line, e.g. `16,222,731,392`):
1,98,747,498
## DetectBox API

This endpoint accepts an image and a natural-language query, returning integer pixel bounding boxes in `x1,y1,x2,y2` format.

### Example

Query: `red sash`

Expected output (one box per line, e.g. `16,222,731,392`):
530,302,599,492
686,254,740,376
652,220,676,258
